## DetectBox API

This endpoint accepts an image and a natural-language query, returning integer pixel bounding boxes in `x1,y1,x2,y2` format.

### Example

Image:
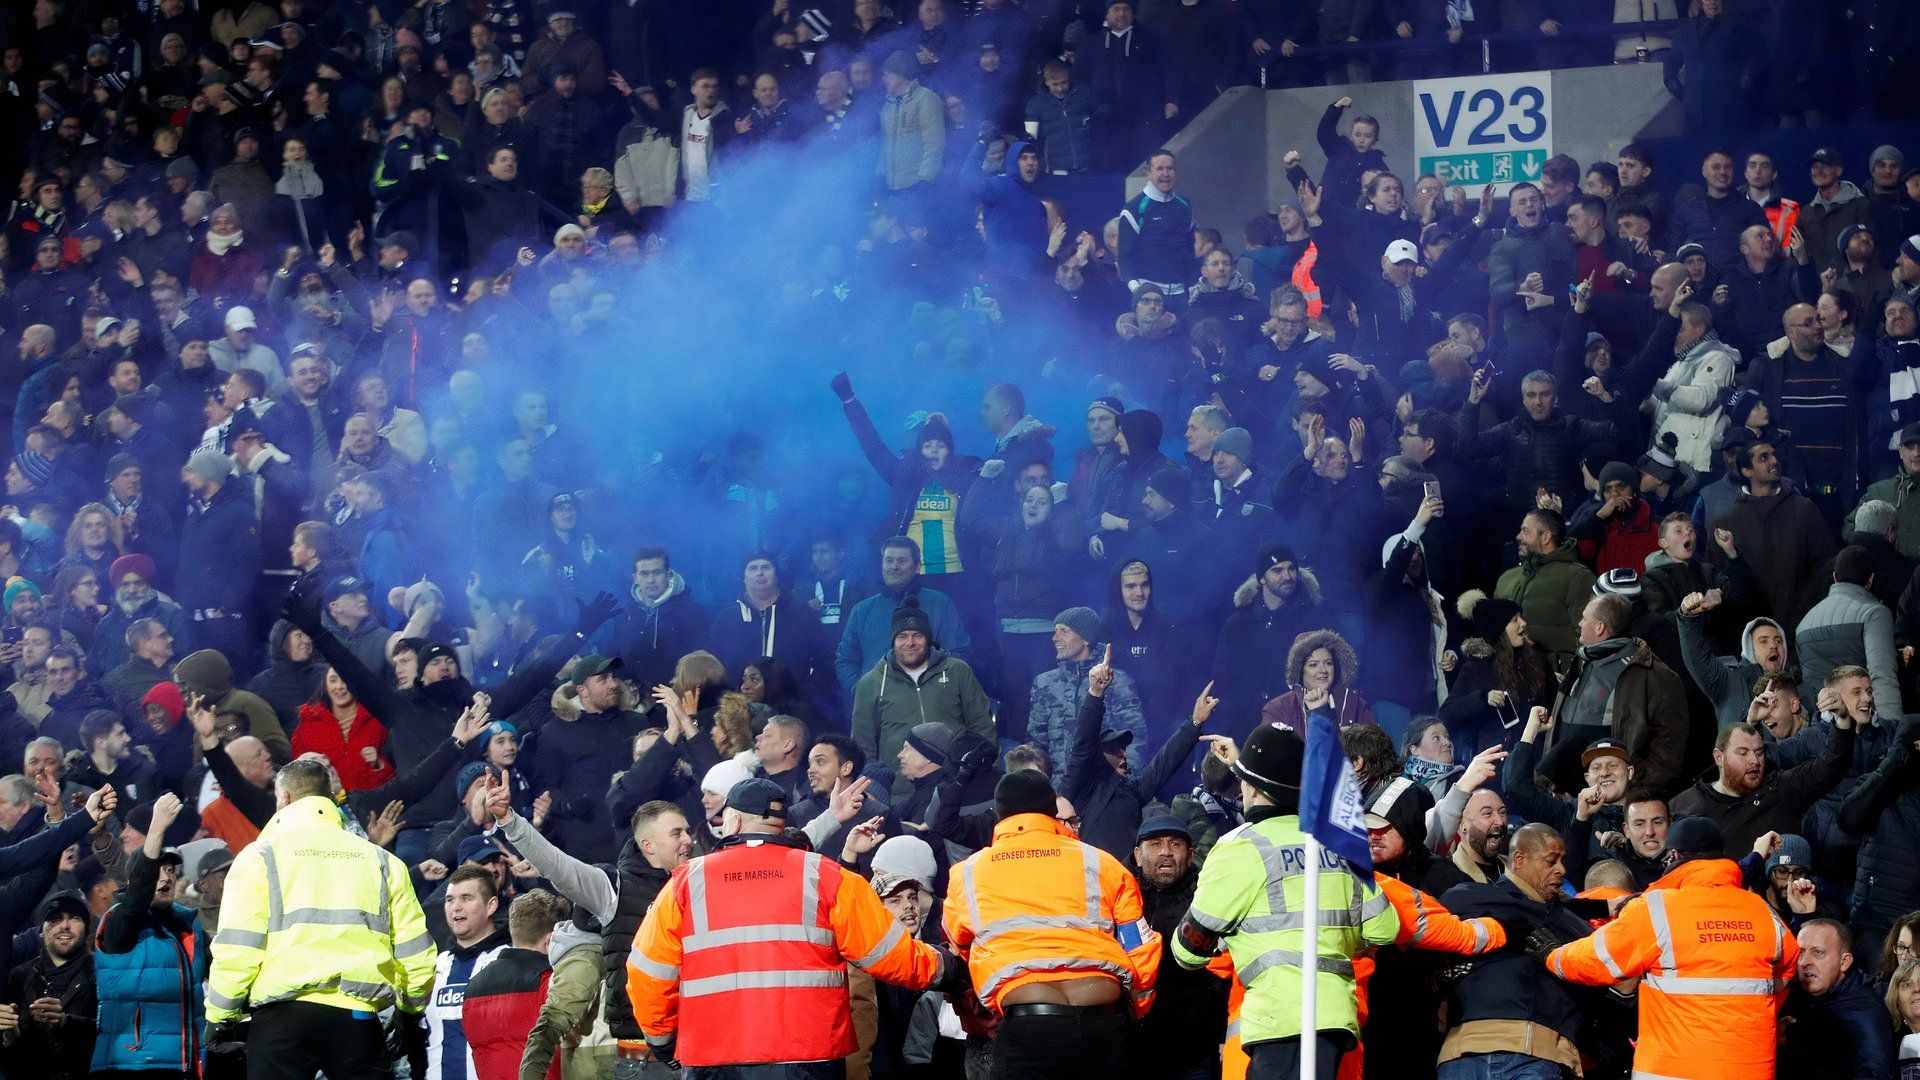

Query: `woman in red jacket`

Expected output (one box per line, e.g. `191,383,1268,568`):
290,667,396,791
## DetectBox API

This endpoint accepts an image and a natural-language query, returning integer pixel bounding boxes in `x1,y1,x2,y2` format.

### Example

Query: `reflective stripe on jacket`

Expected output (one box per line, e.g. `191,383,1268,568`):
943,812,1162,1017
1545,858,1798,1079
627,833,942,1066
1172,814,1399,1045
205,795,438,1021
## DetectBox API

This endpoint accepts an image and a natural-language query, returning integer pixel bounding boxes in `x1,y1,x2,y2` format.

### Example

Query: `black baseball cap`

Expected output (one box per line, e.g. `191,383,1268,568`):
725,778,788,820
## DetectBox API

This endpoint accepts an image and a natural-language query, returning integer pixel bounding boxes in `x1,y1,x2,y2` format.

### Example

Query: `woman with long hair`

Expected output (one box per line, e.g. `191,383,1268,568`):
47,565,106,653
1440,590,1556,764
60,503,126,581
291,667,396,792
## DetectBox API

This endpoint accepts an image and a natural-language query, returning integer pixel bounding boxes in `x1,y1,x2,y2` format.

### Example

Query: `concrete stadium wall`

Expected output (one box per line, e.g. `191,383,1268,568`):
1129,64,1683,239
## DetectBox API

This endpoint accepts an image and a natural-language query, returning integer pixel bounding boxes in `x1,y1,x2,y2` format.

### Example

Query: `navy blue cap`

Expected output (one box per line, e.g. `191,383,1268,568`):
1136,814,1190,844
726,778,788,819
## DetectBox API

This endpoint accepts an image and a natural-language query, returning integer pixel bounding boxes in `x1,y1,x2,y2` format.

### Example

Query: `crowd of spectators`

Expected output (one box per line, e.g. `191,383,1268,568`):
4,0,1920,1076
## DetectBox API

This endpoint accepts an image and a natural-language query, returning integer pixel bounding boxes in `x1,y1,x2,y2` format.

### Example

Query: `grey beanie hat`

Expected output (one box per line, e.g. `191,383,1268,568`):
882,50,920,80
1213,426,1253,462
1054,606,1102,648
186,450,232,484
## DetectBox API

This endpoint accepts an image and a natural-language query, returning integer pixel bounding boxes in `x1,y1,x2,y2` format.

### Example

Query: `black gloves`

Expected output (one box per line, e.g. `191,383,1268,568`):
573,591,618,639
952,742,996,786
206,1021,247,1057
830,371,854,403
1521,925,1568,961
933,949,974,996
281,575,325,634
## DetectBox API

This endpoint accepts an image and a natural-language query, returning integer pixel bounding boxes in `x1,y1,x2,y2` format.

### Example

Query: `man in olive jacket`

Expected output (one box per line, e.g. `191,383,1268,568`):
851,598,995,797
1495,509,1597,664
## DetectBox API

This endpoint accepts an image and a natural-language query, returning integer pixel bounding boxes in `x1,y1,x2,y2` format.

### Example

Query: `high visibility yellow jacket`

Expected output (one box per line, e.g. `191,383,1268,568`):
1172,812,1399,1046
205,795,438,1021
943,813,1162,1017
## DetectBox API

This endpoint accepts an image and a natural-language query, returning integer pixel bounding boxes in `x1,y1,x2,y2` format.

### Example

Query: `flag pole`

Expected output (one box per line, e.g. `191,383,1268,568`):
1301,833,1319,1079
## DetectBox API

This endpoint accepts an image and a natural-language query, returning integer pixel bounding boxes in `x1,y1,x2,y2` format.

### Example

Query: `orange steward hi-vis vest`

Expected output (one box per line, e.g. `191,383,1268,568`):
626,834,942,1067
943,813,1162,1017
1545,858,1798,1080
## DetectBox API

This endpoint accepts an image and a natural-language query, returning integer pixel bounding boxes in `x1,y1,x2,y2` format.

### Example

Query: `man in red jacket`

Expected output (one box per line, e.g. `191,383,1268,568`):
463,889,572,1080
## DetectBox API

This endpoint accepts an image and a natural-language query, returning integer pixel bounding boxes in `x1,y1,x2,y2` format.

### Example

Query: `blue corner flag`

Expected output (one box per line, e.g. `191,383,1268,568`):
1300,707,1373,878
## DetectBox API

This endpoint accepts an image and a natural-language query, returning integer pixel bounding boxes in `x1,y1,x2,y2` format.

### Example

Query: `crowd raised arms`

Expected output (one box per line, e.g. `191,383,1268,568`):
4,0,1920,1076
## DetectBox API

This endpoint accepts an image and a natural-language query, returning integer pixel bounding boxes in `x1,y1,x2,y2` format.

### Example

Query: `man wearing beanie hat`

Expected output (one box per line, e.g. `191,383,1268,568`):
834,539,972,692
1567,461,1666,586
1212,543,1323,727
628,772,963,1072
851,593,994,801
879,50,943,190
1127,464,1228,624
1174,722,1400,1072
944,767,1161,1075
1026,611,1145,784
1071,397,1124,516
1546,811,1800,1080
177,440,260,666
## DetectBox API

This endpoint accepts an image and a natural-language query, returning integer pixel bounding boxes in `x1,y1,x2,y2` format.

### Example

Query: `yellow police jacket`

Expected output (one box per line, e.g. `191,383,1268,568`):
206,795,438,1020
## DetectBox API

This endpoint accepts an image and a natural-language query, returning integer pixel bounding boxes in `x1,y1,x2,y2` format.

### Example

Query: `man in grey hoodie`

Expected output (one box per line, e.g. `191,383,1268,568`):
1676,587,1797,727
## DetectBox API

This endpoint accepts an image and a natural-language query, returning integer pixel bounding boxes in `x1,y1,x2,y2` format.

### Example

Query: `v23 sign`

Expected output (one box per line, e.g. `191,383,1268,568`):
1413,73,1553,193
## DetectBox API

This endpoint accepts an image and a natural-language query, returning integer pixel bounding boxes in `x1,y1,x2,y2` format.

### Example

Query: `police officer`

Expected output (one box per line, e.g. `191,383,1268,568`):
1546,815,1800,1080
1172,721,1400,1080
626,778,966,1077
206,759,440,1079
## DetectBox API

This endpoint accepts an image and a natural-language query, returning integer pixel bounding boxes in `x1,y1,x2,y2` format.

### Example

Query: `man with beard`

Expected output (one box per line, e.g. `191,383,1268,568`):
492,788,693,1079
1125,816,1228,1079
1671,718,1855,856
90,557,188,676
1360,777,1504,1076
1211,545,1322,736
2,890,95,1080
530,655,646,865
1453,788,1510,883
851,597,994,801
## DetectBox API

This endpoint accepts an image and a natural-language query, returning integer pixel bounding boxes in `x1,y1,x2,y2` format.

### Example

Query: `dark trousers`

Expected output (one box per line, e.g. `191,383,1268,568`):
990,1009,1128,1080
683,1063,845,1079
246,1001,393,1080
1247,1035,1346,1080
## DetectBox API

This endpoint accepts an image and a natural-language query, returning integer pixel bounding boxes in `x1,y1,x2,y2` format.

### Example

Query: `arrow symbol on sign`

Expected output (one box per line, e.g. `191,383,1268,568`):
1521,155,1541,179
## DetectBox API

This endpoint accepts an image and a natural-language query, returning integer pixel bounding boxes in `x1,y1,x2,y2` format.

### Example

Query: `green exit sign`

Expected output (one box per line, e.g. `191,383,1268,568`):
1418,149,1548,187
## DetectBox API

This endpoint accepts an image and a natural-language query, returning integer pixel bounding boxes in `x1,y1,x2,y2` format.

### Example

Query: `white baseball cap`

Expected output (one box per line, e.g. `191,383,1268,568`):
224,305,257,330
1384,239,1419,265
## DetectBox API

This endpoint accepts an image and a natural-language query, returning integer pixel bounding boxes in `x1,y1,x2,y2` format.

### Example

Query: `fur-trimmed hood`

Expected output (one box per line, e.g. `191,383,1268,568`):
549,677,645,721
1232,567,1324,609
1286,628,1359,689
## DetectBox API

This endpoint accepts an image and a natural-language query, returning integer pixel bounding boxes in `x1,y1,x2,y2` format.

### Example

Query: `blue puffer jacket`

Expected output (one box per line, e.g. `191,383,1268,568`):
92,889,201,1074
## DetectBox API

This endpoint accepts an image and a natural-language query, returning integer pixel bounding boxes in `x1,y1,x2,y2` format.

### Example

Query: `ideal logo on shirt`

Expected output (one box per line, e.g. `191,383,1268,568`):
433,984,467,1010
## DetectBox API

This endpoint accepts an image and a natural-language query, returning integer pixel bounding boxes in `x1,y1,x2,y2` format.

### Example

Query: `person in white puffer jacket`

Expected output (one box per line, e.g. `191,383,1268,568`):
1649,292,1739,471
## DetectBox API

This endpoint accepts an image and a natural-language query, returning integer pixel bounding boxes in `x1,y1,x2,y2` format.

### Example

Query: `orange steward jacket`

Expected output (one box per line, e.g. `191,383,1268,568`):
943,813,1162,1017
1545,858,1798,1080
